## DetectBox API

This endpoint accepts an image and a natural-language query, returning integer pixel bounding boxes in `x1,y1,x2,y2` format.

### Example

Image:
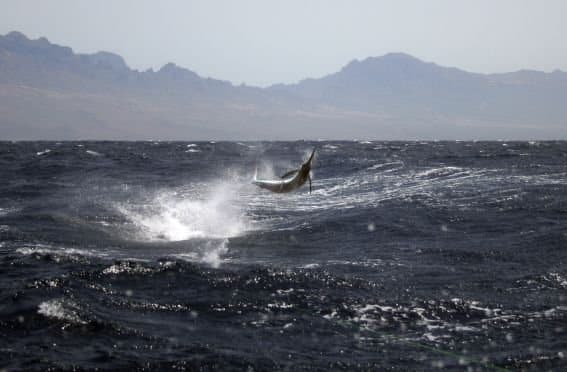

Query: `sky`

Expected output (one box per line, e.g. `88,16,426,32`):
1,0,566,87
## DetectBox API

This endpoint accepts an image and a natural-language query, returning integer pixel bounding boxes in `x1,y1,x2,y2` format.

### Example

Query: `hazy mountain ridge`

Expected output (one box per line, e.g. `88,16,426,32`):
1,31,566,139
272,53,567,123
0,31,239,96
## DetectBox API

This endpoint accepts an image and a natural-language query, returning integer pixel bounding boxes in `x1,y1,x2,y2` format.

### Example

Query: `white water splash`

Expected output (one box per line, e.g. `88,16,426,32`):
118,182,249,242
254,160,282,180
115,181,251,267
173,239,229,268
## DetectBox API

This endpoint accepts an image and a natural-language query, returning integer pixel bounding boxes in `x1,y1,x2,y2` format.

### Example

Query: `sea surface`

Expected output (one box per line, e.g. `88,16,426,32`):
1,141,566,371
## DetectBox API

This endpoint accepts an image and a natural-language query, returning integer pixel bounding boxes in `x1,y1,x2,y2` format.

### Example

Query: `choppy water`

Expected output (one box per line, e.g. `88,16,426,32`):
1,141,566,371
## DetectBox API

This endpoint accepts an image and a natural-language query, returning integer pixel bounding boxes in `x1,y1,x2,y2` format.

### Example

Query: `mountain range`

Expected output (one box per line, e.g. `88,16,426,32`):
1,31,566,140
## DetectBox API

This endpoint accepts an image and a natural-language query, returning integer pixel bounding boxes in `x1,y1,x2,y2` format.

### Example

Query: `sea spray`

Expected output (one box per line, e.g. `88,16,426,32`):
118,181,249,242
115,179,251,266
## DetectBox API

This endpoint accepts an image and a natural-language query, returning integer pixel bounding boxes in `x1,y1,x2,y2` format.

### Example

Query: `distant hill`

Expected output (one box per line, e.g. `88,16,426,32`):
1,31,566,140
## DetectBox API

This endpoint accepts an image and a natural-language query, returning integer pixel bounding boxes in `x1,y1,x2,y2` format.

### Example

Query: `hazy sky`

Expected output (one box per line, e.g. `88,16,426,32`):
1,0,566,86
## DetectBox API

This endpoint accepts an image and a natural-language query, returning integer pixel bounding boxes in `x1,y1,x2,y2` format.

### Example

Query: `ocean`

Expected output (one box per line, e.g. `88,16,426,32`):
1,141,566,371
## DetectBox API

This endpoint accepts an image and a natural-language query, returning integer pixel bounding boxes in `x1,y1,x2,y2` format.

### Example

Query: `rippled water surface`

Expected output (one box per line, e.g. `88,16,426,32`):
1,141,566,370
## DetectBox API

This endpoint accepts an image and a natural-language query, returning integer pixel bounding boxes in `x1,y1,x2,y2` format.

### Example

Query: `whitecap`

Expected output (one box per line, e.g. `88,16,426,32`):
85,150,102,156
454,325,479,332
416,166,464,179
16,244,109,259
103,262,153,275
366,161,404,171
267,302,294,309
38,299,86,324
0,207,19,217
423,333,440,342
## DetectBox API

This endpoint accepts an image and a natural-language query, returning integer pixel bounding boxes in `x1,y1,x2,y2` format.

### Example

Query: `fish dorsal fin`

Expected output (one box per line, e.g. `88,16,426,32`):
281,169,298,179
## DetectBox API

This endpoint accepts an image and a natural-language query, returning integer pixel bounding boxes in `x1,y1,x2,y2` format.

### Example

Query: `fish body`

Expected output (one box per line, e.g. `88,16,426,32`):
253,149,316,193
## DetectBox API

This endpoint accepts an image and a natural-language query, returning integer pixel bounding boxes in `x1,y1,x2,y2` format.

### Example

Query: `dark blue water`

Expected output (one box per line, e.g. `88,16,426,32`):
1,141,566,371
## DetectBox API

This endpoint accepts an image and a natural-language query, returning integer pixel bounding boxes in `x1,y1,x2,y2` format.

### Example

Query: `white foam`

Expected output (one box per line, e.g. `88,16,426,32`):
454,325,479,332
267,302,294,309
103,262,153,275
36,149,51,156
38,299,86,324
415,166,464,179
423,333,440,342
0,207,18,217
366,161,404,171
16,244,107,259
85,150,102,156
547,272,567,288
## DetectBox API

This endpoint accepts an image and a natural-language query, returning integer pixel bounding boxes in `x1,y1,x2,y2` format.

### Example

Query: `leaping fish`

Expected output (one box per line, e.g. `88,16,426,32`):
253,149,316,193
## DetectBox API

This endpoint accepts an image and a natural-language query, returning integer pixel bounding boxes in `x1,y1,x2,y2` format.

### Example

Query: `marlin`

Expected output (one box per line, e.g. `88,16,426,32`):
253,149,316,193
